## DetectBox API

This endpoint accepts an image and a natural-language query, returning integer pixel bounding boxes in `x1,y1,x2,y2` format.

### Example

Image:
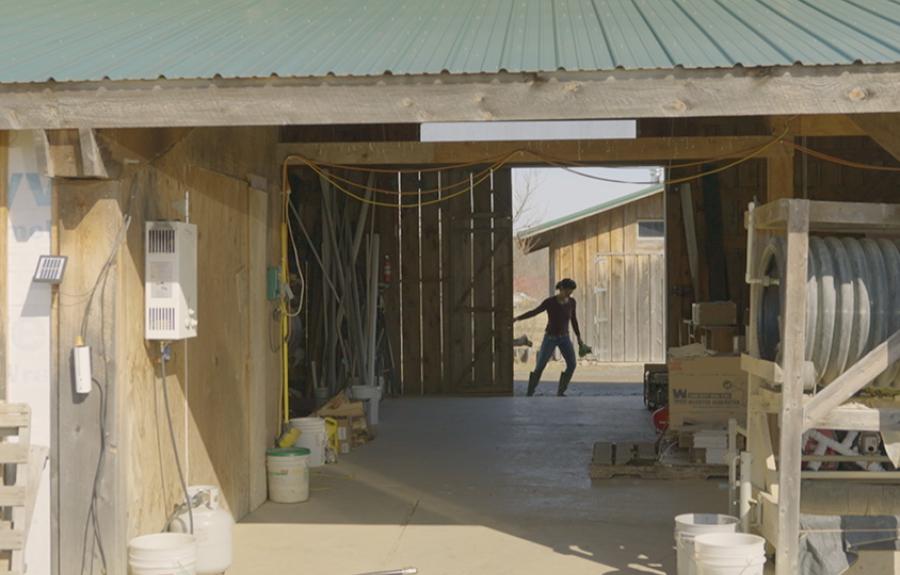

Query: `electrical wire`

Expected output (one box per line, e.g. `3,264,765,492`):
79,378,109,575
284,126,790,210
159,344,194,535
282,208,306,318
785,140,900,173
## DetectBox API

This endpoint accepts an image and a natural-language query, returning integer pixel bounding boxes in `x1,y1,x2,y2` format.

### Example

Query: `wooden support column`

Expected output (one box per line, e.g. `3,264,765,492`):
775,200,809,575
0,132,6,398
766,139,795,202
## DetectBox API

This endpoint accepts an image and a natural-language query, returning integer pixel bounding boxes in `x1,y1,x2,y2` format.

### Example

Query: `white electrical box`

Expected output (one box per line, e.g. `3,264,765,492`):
145,221,198,340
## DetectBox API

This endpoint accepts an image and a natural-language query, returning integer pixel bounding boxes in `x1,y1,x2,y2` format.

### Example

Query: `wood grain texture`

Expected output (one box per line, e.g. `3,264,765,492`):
446,169,473,391
10,65,900,129
400,172,422,394
419,171,443,395
624,255,638,361
0,132,6,399
492,169,514,393
471,169,494,389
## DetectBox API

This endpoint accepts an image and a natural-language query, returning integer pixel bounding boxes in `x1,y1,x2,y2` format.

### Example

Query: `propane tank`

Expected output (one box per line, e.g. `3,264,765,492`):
169,485,234,574
383,254,393,284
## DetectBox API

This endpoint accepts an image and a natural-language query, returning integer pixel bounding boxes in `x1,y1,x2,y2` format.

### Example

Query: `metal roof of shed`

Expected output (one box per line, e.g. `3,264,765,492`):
2,0,900,84
519,184,664,251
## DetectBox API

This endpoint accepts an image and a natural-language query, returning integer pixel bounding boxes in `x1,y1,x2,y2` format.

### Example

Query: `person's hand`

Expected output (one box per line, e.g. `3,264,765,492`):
513,317,520,323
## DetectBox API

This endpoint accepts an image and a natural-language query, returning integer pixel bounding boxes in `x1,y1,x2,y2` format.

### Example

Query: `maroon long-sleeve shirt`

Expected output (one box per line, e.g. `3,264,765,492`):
516,296,581,339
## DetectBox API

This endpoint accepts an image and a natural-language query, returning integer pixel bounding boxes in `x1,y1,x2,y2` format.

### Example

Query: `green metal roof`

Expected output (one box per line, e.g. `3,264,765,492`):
518,183,664,249
1,1,900,84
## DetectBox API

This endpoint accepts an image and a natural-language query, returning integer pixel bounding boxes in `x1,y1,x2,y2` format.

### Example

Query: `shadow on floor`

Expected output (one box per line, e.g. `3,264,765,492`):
239,387,725,574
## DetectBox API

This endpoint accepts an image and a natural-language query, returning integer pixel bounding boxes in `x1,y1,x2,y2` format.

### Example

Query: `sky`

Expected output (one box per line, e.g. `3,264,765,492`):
420,120,661,231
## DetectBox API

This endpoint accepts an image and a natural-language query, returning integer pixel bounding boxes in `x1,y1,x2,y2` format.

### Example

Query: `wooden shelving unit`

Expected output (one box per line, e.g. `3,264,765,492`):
743,199,900,574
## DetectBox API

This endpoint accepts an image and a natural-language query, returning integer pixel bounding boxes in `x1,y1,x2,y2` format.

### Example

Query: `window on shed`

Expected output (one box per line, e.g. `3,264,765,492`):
638,220,665,239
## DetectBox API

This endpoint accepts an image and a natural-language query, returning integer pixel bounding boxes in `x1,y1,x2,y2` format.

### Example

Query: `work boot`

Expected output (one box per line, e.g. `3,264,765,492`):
557,371,574,396
527,372,540,397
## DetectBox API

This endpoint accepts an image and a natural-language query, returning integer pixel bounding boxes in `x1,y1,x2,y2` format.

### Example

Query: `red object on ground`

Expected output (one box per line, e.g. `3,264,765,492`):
652,406,669,433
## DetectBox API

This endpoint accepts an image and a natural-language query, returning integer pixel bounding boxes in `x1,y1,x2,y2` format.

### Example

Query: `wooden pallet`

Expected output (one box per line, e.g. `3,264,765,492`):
590,461,729,480
0,403,39,575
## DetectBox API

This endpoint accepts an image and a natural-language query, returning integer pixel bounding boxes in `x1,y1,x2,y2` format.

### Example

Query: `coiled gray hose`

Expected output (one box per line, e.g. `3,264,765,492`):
755,236,900,389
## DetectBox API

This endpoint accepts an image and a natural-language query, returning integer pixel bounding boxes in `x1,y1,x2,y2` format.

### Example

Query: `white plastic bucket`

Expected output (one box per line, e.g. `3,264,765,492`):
693,533,766,575
128,533,197,575
266,447,310,503
290,417,327,467
351,385,382,426
168,485,234,574
674,513,739,575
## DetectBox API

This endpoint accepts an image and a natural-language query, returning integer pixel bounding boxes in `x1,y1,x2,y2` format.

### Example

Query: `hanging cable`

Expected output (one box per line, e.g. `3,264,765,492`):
159,343,194,535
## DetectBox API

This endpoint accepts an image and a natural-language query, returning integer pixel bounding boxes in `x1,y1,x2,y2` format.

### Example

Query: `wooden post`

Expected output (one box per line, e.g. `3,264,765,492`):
775,200,809,575
766,139,795,202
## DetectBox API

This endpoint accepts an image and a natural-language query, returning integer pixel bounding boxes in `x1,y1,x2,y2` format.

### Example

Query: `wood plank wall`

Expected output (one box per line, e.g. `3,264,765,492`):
651,123,900,350
292,166,514,396
550,192,665,363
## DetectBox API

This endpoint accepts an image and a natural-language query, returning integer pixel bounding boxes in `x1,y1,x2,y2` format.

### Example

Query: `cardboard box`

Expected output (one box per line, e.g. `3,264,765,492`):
698,325,737,353
668,355,746,429
692,301,737,326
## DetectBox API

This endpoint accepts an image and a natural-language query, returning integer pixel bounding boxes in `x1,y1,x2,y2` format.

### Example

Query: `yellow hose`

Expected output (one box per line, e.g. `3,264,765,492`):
281,220,289,424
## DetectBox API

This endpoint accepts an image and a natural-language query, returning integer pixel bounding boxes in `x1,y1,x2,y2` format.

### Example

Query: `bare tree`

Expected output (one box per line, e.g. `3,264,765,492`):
512,170,549,299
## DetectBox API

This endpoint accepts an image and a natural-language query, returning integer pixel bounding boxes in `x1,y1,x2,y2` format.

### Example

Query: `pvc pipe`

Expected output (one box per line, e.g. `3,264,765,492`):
739,452,752,533
367,234,380,387
727,419,738,517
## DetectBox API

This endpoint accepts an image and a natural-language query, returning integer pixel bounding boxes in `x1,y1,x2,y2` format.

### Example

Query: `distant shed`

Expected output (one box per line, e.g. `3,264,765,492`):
520,185,665,364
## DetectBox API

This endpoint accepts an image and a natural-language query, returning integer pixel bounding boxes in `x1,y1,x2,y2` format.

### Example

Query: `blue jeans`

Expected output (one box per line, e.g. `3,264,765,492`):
533,334,576,380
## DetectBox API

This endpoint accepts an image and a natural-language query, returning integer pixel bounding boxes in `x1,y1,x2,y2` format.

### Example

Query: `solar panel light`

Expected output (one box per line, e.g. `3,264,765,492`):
33,255,68,284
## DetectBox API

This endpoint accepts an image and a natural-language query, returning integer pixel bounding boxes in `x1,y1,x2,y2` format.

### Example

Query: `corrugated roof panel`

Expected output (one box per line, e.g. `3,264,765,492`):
1,0,900,84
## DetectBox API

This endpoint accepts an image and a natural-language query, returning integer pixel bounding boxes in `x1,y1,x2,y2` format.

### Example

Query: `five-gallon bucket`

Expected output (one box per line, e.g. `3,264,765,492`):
674,513,739,575
266,447,310,503
693,532,766,575
128,533,197,575
289,416,327,467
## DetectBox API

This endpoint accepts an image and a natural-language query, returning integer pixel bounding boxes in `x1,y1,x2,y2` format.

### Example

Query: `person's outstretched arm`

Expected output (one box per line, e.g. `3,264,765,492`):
514,299,548,322
571,299,582,343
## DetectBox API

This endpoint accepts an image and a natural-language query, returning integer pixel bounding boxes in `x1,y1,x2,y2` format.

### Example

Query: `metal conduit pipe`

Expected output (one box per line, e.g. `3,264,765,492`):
754,236,900,389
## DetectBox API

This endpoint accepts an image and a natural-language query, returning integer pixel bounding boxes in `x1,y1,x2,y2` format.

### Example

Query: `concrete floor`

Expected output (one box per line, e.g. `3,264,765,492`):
234,383,727,575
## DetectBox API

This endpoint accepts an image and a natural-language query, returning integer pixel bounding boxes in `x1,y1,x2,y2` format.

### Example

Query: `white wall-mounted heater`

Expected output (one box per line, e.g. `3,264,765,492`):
145,221,198,340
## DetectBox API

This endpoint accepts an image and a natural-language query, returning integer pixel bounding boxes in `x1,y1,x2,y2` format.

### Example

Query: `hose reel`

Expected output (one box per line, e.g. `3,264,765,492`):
754,236,900,389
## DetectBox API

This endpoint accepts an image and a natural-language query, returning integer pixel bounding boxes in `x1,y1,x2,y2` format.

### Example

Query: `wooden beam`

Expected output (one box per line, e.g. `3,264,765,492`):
812,404,900,432
804,329,900,429
280,136,777,166
848,113,900,162
4,64,900,129
77,128,108,178
775,200,809,575
769,115,865,137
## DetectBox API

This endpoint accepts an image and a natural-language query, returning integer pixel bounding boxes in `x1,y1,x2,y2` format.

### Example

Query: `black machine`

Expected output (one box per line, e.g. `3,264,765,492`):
643,363,668,411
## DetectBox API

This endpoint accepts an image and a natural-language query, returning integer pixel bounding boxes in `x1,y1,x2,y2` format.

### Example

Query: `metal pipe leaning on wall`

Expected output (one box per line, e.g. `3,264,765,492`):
755,236,900,389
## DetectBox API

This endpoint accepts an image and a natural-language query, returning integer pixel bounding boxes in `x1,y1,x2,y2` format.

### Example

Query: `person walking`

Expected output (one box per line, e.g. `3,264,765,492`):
514,278,582,396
